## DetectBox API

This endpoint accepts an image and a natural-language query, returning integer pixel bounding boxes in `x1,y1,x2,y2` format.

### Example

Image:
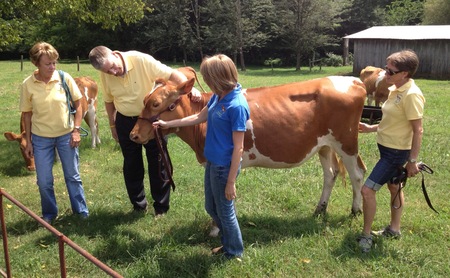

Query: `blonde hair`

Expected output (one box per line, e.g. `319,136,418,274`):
386,49,419,78
200,54,238,95
89,46,113,70
29,42,59,66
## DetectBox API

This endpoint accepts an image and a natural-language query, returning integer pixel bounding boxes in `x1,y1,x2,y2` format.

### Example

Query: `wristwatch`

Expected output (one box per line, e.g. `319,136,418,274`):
408,158,417,163
74,126,81,131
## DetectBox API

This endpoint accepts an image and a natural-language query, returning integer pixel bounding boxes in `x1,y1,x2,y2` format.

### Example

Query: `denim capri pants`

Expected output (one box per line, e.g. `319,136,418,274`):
365,144,410,191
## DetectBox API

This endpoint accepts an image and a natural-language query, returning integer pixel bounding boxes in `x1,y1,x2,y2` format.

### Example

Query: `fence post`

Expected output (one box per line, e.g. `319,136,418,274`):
0,190,12,278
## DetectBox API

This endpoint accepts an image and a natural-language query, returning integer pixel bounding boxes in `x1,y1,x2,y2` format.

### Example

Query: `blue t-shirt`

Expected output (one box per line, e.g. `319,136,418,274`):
204,83,250,165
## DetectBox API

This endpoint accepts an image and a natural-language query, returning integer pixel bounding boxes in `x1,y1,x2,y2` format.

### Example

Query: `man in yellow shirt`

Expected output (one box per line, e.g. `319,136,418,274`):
89,46,200,216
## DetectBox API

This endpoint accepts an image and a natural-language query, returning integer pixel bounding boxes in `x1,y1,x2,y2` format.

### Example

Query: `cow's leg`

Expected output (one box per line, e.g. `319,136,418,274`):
84,108,100,148
314,147,339,216
367,93,374,106
337,153,365,215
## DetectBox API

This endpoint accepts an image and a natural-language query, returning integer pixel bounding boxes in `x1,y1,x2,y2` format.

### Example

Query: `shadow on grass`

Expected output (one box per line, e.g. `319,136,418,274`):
30,211,215,277
4,209,363,277
0,140,33,177
331,231,397,260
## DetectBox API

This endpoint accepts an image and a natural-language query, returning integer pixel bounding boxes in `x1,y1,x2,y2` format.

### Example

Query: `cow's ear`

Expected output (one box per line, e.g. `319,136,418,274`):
4,132,21,142
179,78,195,95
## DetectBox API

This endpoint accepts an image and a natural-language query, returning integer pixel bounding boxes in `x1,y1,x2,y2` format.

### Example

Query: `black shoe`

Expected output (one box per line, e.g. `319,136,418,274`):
133,206,148,213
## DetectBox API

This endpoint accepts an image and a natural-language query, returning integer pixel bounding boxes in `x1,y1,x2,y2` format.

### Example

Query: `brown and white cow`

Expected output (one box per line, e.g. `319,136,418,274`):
359,66,390,106
4,76,100,171
75,76,101,148
129,74,367,220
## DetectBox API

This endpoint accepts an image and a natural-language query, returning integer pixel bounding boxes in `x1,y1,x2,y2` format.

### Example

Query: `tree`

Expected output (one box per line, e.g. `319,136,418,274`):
275,0,349,70
422,0,450,24
190,0,204,59
337,0,392,37
237,0,277,71
384,0,424,25
0,0,148,51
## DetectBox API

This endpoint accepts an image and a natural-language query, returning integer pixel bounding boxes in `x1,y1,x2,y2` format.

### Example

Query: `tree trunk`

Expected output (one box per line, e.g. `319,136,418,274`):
239,47,246,71
235,0,246,71
193,0,203,60
296,52,302,71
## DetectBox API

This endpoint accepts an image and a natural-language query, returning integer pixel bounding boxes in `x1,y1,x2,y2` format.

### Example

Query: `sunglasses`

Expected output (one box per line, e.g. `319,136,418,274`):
385,66,402,76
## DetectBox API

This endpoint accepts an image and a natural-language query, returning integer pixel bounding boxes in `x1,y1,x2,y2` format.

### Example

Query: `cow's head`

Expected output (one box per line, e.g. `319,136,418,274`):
4,131,35,171
129,78,196,144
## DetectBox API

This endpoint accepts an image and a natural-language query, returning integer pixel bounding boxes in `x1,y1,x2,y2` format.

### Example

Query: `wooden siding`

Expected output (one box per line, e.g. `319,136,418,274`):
351,39,450,80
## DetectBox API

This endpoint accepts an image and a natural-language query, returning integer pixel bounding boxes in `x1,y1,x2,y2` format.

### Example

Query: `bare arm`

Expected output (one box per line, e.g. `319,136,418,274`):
22,111,33,158
168,70,188,85
359,122,378,133
154,106,208,129
405,118,423,177
105,101,118,141
225,131,246,201
70,99,83,147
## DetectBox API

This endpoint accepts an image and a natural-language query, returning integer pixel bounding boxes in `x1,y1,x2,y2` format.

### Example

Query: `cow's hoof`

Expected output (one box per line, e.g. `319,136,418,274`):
313,203,328,216
209,226,220,237
351,208,363,217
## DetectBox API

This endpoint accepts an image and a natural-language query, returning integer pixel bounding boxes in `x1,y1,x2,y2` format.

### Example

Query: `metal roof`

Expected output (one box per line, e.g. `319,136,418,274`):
344,25,450,40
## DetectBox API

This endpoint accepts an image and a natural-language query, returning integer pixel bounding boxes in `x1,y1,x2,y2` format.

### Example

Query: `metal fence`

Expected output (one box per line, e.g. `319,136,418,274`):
0,188,123,278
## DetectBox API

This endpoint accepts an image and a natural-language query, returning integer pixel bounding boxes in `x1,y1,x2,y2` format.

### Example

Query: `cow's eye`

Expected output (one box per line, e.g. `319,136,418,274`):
152,101,160,108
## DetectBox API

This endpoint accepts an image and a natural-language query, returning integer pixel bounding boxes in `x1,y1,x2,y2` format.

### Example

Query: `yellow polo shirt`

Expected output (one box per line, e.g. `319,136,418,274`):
100,51,173,117
377,79,425,150
19,70,82,137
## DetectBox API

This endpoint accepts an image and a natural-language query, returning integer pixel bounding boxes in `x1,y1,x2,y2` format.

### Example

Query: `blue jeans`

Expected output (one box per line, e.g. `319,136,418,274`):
365,144,410,191
204,161,243,258
32,133,89,220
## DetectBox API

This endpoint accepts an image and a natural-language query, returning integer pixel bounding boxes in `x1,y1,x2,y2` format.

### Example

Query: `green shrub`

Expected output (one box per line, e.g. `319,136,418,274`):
323,52,343,67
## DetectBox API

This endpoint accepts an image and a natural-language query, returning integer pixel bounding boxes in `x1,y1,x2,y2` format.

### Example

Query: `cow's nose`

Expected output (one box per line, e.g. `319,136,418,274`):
129,133,138,142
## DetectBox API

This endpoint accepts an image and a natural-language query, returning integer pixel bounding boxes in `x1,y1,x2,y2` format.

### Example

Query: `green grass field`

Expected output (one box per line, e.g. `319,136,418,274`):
0,60,449,277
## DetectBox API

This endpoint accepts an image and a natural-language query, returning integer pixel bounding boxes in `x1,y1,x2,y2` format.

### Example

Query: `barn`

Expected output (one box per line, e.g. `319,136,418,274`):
343,25,450,80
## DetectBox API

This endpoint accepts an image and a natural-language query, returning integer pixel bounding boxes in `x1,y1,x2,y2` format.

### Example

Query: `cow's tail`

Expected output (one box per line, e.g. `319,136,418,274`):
337,157,347,187
336,154,366,188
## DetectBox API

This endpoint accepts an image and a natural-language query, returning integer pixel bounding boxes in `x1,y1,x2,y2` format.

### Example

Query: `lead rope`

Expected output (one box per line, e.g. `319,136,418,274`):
391,163,437,213
154,125,176,191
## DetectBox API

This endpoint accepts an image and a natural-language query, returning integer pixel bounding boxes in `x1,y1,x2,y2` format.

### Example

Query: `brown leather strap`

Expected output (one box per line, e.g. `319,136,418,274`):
154,125,176,191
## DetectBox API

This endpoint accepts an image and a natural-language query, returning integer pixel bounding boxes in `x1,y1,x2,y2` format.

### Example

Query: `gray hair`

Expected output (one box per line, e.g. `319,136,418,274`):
89,46,112,70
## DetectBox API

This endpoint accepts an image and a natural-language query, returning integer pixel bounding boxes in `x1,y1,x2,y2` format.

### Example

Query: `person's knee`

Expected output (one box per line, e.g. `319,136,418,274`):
387,182,401,194
361,185,376,200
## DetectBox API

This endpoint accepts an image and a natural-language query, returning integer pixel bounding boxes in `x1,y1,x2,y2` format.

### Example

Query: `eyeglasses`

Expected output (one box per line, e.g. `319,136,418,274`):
385,66,402,76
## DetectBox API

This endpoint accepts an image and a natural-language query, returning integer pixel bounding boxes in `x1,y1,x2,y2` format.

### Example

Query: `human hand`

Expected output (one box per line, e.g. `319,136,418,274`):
405,162,420,177
189,87,202,102
110,126,119,142
70,130,81,148
358,122,371,133
225,181,236,201
23,144,34,159
153,120,170,129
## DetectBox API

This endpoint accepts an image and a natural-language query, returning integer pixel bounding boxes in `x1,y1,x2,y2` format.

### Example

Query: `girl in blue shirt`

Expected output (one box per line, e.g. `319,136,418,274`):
155,54,250,259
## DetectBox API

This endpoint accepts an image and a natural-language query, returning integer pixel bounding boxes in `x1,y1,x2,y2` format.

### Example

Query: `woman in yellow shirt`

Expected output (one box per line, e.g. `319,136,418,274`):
358,49,425,252
20,42,89,224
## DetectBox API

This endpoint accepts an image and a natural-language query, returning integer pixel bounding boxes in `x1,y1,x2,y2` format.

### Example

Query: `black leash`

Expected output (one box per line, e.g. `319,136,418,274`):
391,162,438,214
154,125,176,192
